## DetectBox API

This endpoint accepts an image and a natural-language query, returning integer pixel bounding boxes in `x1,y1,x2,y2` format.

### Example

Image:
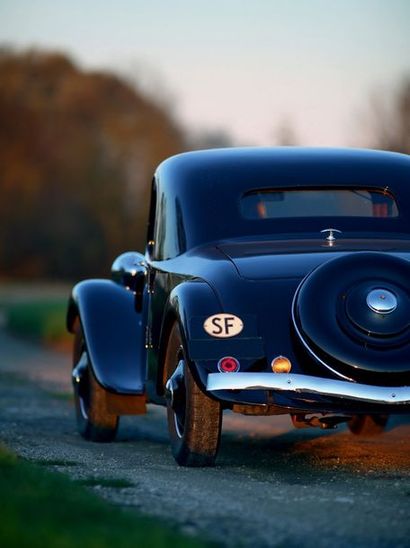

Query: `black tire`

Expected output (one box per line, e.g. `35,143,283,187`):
348,414,388,436
164,323,222,467
72,319,119,442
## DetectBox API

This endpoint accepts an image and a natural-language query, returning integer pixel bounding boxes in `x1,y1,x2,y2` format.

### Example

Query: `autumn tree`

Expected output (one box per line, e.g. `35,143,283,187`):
0,48,186,279
273,118,299,146
362,77,410,154
188,128,235,149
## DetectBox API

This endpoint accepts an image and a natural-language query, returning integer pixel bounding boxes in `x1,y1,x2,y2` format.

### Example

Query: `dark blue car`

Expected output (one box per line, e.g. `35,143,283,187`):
67,147,410,466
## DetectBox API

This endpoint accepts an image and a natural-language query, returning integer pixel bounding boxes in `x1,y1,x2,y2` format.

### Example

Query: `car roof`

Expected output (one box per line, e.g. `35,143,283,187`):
153,147,410,257
157,147,410,187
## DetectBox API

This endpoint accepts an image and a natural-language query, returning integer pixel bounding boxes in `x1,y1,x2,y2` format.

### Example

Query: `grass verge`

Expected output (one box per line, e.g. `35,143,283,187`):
0,299,70,348
0,446,209,548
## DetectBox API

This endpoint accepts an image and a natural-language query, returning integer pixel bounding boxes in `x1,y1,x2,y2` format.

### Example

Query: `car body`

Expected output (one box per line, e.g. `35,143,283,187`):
67,147,410,466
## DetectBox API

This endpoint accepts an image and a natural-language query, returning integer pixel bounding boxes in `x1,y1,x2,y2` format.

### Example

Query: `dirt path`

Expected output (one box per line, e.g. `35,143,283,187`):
0,328,409,547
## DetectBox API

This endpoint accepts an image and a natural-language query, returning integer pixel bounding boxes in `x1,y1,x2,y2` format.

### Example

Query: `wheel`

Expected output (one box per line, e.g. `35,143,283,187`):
348,414,388,436
164,323,222,467
72,319,119,442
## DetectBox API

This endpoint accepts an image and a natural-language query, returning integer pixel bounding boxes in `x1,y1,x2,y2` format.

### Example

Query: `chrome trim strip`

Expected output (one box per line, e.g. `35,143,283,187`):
291,280,354,381
206,373,410,405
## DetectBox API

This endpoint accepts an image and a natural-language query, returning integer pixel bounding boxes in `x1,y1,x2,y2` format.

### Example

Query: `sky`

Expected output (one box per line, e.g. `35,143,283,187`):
0,0,409,146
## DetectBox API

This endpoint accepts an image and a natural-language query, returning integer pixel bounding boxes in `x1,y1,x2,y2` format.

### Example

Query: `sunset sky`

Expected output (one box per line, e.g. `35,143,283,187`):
1,0,409,146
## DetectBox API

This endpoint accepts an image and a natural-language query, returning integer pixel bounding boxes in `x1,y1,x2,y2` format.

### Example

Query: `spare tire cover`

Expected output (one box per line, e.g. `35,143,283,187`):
293,252,410,378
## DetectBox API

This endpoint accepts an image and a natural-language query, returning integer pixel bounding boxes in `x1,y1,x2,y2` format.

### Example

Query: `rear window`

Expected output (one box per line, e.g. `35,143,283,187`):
241,189,399,219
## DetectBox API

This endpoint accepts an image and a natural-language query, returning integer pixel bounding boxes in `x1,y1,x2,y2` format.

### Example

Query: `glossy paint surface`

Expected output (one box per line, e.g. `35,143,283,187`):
146,148,410,411
69,280,146,394
69,148,410,415
153,148,410,259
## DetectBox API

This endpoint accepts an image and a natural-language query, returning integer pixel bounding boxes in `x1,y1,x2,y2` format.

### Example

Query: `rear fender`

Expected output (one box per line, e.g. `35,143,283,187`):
67,279,146,395
157,280,265,397
152,281,221,396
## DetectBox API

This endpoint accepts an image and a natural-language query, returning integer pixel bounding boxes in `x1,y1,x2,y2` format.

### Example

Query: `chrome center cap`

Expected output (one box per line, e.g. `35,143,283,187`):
366,289,398,315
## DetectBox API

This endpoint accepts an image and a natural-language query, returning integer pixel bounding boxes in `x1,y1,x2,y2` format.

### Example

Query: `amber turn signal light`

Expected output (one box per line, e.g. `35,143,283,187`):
271,355,292,373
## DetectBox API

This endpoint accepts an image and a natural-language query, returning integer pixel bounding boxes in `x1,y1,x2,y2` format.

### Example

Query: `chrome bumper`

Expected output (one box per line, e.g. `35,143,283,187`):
206,373,410,405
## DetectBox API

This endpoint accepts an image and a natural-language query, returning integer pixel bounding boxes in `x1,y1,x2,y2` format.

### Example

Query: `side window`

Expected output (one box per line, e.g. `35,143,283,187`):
146,178,160,259
153,193,166,260
147,179,185,260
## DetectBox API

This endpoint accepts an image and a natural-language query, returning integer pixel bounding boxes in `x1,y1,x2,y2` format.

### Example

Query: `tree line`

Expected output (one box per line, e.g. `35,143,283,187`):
0,48,409,280
0,48,185,280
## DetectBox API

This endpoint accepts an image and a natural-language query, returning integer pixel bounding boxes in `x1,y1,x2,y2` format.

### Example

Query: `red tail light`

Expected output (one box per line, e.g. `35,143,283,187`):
218,356,240,373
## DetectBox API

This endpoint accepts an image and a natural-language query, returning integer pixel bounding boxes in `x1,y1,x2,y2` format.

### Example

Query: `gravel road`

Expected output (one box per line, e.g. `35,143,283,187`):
0,328,409,548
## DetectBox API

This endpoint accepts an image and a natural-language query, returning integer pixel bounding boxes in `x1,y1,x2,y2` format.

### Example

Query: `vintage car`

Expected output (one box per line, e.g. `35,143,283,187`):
67,147,410,466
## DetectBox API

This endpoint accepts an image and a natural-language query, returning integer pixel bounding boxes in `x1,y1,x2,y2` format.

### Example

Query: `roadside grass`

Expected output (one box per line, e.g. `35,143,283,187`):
0,446,209,548
0,298,70,348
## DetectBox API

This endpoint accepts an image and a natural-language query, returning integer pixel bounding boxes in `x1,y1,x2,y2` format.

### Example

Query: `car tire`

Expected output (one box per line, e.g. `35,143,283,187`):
72,319,119,442
348,414,388,436
164,322,222,467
